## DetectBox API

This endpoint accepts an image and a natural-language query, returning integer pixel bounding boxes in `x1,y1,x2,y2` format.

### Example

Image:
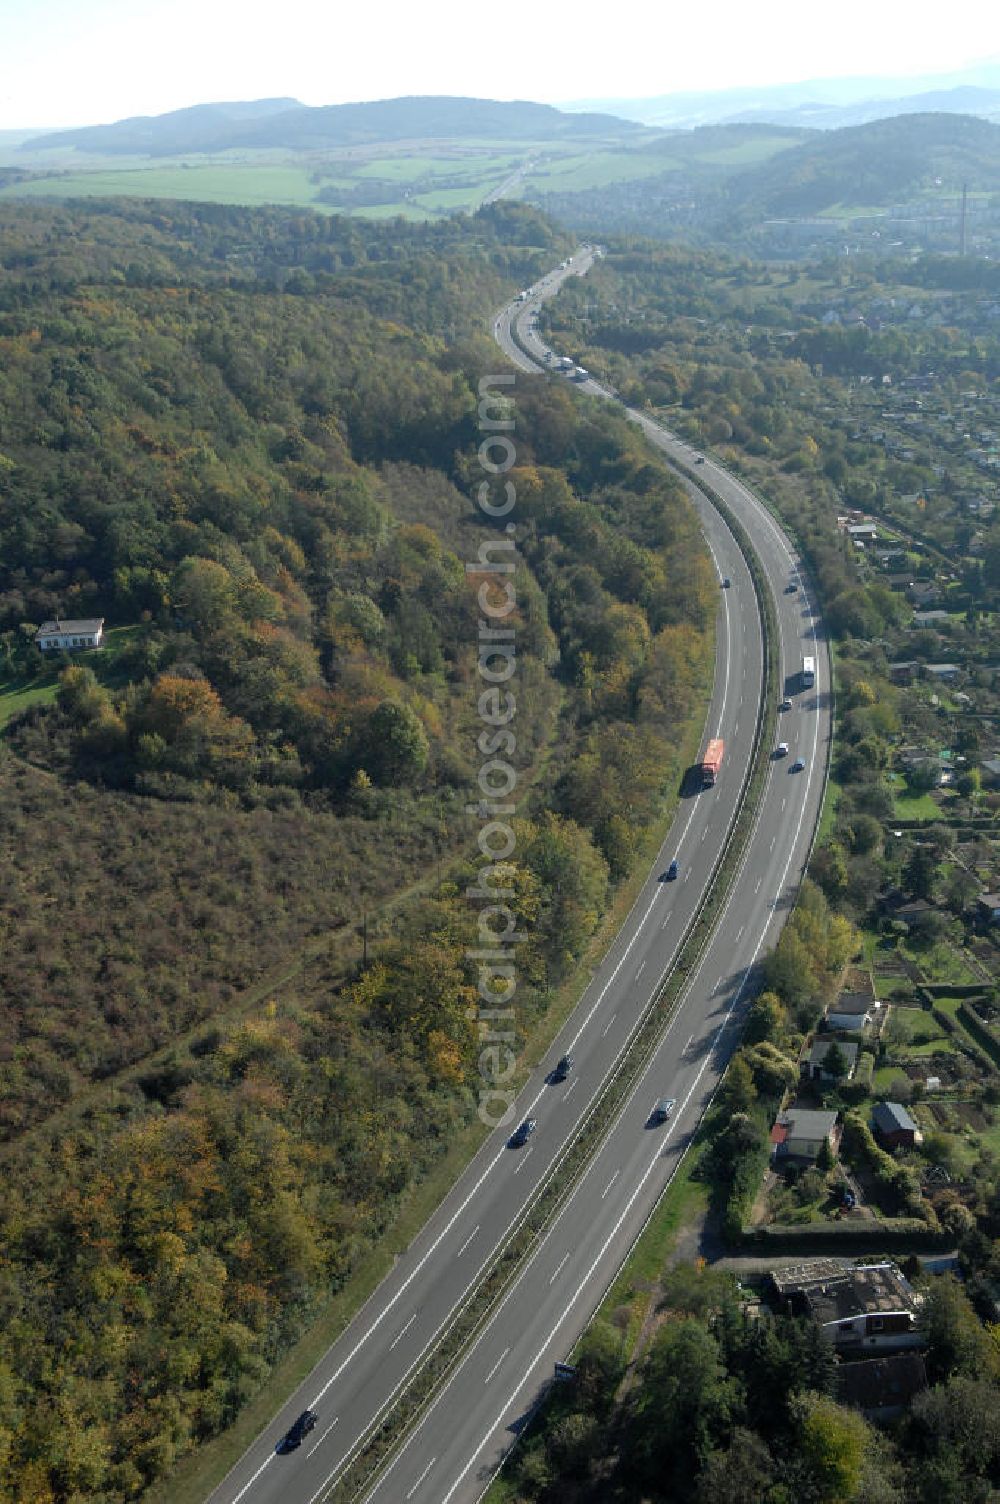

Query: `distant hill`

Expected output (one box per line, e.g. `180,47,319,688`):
24,95,640,157
22,98,304,156
724,111,1000,216
563,58,1000,130
722,85,1000,131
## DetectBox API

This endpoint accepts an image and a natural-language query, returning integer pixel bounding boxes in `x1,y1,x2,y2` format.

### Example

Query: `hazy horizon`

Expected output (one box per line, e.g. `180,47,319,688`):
3,0,996,131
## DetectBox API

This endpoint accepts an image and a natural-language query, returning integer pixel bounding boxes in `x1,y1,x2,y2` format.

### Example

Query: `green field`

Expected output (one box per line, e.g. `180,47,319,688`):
0,674,58,728
0,142,671,217
354,151,521,183
526,149,674,192
690,135,805,167
0,163,326,208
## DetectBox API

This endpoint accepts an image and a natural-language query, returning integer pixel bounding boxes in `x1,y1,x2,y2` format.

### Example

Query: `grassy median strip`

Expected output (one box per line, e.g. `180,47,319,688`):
321,456,781,1504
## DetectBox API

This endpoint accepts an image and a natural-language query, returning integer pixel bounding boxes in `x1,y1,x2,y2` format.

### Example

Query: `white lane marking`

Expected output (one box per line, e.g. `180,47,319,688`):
563,1079,578,1101
636,961,646,979
701,827,708,841
601,1014,617,1038
661,914,672,929
754,877,762,893
685,1034,695,1051
683,870,692,883
601,1169,621,1201
484,1348,509,1384
549,1253,570,1285
456,1225,479,1259
406,1457,436,1500
228,1453,274,1504
308,1416,340,1456
735,924,745,942
389,1314,418,1352
305,1132,512,1411
782,797,787,812
512,1146,534,1175
561,796,702,1059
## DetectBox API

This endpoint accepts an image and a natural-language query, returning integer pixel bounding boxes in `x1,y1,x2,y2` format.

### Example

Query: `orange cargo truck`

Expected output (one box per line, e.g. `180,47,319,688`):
701,737,724,788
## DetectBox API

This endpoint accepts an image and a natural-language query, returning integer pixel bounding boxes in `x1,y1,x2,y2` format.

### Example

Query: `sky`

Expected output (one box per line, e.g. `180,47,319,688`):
1,0,996,130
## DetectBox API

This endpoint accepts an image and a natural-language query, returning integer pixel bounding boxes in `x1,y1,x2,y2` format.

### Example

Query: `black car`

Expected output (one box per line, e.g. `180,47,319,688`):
666,858,679,880
509,1118,536,1147
279,1410,317,1451
552,1054,573,1082
721,577,731,589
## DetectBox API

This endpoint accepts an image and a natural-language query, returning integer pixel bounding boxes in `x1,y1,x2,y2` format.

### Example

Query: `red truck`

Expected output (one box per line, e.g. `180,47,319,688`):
701,737,724,788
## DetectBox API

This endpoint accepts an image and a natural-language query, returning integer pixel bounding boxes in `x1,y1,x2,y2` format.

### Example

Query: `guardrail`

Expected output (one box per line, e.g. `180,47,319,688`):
321,358,781,1504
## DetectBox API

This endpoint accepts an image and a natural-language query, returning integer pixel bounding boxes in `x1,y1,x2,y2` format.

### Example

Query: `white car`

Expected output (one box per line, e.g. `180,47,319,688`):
775,742,789,758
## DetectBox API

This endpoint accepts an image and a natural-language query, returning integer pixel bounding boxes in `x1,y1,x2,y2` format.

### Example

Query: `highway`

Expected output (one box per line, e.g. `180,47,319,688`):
207,250,831,1504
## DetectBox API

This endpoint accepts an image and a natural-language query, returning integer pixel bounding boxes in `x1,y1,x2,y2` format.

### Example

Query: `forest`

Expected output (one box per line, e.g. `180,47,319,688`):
0,199,717,1500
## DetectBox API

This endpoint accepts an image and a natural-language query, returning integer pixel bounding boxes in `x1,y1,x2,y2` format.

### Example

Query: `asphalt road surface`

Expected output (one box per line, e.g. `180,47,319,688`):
207,249,831,1504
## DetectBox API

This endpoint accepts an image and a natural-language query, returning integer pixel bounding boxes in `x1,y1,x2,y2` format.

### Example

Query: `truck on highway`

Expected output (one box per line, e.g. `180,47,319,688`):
700,737,724,788
801,655,815,689
558,356,574,371
572,366,588,381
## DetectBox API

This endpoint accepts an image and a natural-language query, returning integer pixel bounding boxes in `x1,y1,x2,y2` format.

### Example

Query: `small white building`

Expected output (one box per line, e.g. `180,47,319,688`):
36,617,104,652
826,993,880,1034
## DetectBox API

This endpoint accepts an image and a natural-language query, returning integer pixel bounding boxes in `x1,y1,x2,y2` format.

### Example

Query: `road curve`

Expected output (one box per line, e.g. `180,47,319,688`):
205,250,830,1504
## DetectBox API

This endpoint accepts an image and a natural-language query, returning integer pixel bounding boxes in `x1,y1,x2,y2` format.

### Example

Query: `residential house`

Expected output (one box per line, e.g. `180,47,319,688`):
803,1039,859,1084
825,994,880,1034
977,893,1000,925
837,1353,928,1420
35,617,104,652
924,663,960,682
872,1101,920,1150
888,661,919,686
847,522,878,545
770,1261,924,1354
770,1107,839,1165
900,752,945,786
907,581,941,607
912,609,950,627
889,898,938,934
980,758,1000,788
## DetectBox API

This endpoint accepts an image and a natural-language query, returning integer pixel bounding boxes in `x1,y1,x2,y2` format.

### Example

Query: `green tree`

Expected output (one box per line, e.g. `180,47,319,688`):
923,1276,1000,1384
744,991,787,1045
795,1393,870,1503
905,844,938,902
631,1318,742,1489
361,699,429,786
719,1053,758,1113
695,1428,777,1504
821,1041,851,1082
